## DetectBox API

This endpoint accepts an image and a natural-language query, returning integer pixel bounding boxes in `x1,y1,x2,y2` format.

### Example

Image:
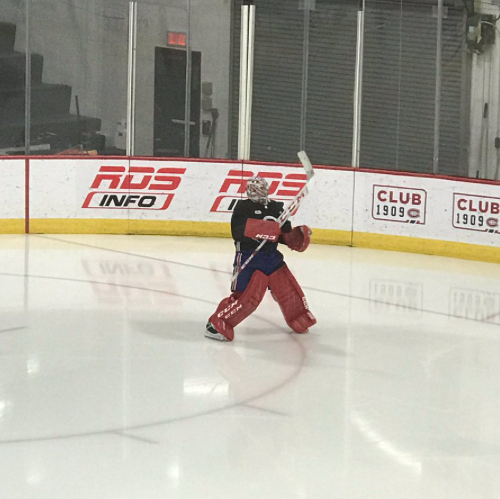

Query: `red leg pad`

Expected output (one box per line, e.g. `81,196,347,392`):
268,265,316,334
209,271,268,340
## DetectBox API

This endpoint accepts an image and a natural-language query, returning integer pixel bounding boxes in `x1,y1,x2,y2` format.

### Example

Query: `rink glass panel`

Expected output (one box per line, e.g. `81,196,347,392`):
133,0,232,160
361,0,467,177
3,0,498,180
27,0,129,156
230,0,358,166
231,0,473,178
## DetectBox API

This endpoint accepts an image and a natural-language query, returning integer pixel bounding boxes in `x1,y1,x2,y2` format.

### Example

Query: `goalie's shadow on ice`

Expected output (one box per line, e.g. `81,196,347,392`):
134,318,293,343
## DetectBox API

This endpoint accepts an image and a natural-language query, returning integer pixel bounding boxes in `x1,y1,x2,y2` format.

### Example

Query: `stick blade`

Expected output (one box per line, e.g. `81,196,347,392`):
297,150,314,180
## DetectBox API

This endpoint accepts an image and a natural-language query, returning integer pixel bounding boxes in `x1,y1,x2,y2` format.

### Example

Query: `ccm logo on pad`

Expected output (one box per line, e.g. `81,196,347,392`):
82,165,186,210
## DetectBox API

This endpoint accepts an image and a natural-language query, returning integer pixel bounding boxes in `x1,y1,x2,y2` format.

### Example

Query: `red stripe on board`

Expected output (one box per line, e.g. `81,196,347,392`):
25,158,29,234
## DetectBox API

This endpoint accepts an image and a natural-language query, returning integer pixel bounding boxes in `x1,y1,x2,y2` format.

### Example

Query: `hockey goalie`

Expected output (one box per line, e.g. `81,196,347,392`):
205,176,317,341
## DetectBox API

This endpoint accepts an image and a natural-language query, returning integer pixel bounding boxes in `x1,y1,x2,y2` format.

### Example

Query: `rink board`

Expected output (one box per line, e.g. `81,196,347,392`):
0,158,25,233
352,170,500,262
27,158,355,246
0,156,499,263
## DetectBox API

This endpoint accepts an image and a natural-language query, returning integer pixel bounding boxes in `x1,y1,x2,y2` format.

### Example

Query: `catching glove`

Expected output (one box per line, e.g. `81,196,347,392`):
282,225,312,252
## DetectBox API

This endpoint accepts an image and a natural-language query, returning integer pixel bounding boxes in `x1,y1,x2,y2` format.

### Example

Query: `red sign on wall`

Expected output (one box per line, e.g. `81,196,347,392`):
167,31,186,47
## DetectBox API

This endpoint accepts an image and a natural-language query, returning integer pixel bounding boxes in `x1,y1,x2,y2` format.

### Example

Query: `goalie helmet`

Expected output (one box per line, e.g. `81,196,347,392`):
246,176,269,205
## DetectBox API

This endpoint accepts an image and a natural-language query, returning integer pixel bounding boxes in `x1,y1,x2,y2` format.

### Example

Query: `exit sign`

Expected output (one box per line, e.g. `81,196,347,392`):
167,31,186,47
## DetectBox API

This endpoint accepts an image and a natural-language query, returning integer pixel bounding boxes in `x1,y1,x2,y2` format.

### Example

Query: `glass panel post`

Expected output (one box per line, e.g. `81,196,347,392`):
300,0,312,153
24,0,31,155
127,1,138,157
238,0,255,160
352,0,365,168
433,0,444,174
184,0,192,157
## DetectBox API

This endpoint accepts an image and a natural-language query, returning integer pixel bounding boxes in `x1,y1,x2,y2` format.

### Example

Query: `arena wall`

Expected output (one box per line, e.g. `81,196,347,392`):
1,156,499,263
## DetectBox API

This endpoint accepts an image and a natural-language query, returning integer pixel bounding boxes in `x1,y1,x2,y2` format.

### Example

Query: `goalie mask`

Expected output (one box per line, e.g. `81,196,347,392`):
246,176,269,205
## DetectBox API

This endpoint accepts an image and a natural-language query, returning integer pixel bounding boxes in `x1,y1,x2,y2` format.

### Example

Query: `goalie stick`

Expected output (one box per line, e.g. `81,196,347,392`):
230,150,315,284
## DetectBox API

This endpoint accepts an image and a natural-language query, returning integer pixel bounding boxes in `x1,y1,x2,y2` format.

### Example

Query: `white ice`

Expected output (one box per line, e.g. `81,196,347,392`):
1,234,500,499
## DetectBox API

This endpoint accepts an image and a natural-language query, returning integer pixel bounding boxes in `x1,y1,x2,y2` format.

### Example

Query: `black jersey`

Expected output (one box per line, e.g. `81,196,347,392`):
231,198,292,252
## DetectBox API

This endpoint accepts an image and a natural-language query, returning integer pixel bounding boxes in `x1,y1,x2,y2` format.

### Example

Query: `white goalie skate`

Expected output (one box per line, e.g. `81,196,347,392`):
204,321,230,341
